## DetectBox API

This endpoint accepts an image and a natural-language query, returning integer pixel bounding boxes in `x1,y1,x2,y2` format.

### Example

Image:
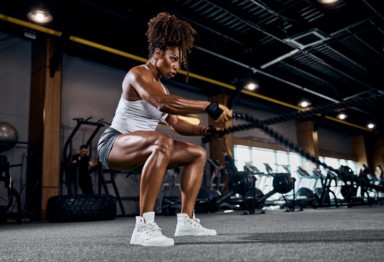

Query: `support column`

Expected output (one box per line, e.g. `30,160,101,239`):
208,94,233,164
352,135,367,172
367,135,384,178
372,137,384,167
208,94,233,193
296,120,319,171
27,37,62,220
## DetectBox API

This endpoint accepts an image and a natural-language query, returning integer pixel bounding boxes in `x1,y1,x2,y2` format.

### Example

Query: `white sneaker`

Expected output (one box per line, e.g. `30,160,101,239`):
130,211,174,246
174,213,217,236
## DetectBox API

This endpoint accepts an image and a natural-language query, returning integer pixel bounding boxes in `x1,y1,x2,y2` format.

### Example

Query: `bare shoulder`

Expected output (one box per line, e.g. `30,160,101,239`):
122,65,155,99
123,65,151,88
124,65,147,82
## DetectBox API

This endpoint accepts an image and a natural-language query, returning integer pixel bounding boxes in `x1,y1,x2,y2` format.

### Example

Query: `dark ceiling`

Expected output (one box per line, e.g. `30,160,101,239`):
1,0,384,136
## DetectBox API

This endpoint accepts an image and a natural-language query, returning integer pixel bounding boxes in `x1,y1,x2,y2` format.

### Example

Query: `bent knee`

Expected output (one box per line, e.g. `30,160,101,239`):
153,134,174,156
193,145,207,162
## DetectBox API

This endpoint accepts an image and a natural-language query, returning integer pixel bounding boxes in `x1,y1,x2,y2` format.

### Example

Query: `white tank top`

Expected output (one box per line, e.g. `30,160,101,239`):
111,65,169,133
111,97,168,133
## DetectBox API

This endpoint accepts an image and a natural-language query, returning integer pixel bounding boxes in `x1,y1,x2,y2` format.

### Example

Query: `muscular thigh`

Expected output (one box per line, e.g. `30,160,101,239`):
168,140,206,168
108,131,170,170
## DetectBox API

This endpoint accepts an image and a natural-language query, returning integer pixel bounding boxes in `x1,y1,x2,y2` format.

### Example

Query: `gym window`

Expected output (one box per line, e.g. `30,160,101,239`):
233,145,357,175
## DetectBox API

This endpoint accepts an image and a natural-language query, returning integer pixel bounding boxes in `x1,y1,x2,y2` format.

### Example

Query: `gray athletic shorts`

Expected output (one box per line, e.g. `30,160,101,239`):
97,127,121,169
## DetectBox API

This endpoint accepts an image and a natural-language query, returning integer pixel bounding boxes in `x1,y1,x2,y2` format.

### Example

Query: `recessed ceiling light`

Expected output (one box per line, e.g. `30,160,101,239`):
337,113,347,120
367,123,375,129
298,100,311,108
244,81,259,91
318,0,339,4
27,8,53,24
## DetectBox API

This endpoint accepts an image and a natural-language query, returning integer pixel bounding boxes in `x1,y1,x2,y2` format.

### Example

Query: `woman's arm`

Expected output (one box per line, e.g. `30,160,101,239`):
165,115,226,140
165,114,207,136
125,67,210,114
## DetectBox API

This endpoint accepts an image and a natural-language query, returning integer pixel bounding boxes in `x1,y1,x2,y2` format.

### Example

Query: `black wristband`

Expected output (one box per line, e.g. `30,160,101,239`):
204,125,216,136
205,102,223,120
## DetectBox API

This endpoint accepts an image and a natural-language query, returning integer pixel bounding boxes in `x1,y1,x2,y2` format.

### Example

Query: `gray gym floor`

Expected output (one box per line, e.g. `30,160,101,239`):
1,205,384,262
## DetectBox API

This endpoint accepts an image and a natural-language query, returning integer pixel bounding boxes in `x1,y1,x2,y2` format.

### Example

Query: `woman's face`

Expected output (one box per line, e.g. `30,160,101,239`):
155,46,181,79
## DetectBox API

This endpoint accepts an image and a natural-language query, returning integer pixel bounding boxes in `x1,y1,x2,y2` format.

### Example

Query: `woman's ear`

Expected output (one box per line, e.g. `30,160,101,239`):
154,48,163,59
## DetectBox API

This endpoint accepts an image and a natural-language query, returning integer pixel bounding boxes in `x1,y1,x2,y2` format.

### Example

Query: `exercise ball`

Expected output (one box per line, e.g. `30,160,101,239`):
0,122,19,153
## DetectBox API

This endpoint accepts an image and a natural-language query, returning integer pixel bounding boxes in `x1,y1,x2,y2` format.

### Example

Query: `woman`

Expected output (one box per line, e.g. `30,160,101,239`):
97,12,232,247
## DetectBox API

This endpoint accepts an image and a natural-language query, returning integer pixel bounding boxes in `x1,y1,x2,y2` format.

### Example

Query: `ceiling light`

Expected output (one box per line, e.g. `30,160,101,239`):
337,112,347,120
367,123,375,129
27,8,53,24
298,100,311,108
244,81,259,91
317,0,339,4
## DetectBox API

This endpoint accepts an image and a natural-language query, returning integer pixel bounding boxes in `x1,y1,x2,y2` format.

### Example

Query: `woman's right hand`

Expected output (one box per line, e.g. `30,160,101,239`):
205,102,233,123
216,104,232,122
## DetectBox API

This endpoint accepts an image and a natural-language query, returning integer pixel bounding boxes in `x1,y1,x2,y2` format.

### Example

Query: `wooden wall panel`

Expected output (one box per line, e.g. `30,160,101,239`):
27,37,61,220
296,120,319,170
352,135,367,172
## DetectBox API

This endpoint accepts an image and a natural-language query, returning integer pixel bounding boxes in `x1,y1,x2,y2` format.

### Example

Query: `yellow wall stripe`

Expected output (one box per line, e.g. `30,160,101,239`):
0,13,370,132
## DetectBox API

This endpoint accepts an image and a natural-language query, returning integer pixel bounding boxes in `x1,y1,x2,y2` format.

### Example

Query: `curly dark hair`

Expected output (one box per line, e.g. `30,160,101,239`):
146,12,197,81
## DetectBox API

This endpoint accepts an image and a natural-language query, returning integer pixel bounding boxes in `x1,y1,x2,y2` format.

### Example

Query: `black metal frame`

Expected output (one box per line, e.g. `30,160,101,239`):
0,155,22,223
60,117,105,195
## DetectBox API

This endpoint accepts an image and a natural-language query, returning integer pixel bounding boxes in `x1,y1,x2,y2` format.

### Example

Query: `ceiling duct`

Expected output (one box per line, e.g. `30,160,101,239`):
286,29,329,49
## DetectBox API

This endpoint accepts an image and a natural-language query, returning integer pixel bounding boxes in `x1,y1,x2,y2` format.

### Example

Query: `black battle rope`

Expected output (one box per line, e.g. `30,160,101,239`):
239,93,384,128
226,112,339,174
218,112,384,192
